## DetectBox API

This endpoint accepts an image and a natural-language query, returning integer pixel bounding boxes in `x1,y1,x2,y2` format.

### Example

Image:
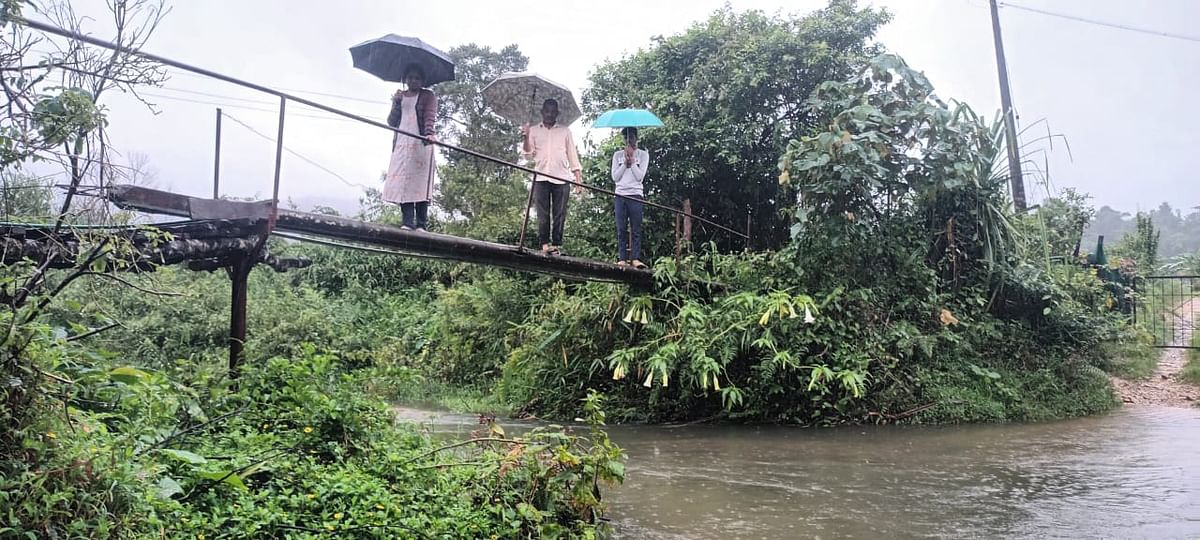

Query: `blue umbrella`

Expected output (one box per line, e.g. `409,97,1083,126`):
592,108,664,129
349,34,455,85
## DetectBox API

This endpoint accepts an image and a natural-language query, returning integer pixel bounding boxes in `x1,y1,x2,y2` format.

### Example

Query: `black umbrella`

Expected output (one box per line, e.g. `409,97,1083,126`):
349,34,455,85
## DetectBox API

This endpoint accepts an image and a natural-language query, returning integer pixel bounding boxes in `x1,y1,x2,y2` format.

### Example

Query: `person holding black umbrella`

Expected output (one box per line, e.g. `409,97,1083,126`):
383,64,438,231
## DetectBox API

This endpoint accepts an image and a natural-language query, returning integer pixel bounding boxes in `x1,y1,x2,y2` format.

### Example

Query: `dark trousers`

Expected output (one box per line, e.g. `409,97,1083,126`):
615,195,644,261
400,201,428,229
533,181,570,247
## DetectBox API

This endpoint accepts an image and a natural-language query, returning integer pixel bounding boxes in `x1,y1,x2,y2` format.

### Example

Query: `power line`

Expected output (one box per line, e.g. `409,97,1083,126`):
166,68,387,106
998,1,1200,44
138,91,366,123
218,111,372,192
20,50,390,107
155,84,379,119
24,149,152,176
158,85,277,106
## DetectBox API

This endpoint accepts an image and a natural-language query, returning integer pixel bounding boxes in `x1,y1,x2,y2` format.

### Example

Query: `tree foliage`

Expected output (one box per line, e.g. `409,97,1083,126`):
1087,202,1200,263
490,53,1124,424
1111,211,1160,272
779,53,1016,286
583,1,891,251
434,44,530,241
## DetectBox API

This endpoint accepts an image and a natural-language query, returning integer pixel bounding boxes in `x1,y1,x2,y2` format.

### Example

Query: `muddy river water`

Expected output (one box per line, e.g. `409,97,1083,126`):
396,406,1200,539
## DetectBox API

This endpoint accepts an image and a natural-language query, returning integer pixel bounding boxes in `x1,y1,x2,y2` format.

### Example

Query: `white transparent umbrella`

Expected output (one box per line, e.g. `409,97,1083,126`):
482,71,581,127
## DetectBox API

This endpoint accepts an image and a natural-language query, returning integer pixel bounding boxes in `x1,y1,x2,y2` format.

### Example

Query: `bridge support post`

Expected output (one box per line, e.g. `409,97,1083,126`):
228,256,253,379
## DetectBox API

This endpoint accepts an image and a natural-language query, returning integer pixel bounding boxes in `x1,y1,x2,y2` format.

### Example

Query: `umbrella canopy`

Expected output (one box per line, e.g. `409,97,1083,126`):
592,108,664,129
349,34,455,85
482,72,581,127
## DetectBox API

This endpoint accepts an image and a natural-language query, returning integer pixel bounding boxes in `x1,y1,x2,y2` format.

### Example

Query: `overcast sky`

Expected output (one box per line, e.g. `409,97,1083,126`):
28,0,1200,214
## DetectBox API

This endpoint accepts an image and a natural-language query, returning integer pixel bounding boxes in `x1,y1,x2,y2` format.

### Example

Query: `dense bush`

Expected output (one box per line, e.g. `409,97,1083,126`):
486,54,1129,424
2,334,623,538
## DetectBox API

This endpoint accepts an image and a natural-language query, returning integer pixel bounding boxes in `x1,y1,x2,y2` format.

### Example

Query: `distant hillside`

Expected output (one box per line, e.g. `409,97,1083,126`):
284,194,364,217
1082,202,1200,258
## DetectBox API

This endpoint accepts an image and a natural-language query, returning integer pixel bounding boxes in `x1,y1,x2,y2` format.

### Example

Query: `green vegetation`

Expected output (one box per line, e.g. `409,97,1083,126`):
583,1,891,252
1,1,620,536
4,343,622,538
1088,202,1200,263
514,51,1127,425
1098,326,1159,380
0,0,1174,535
1184,344,1200,386
1111,212,1161,273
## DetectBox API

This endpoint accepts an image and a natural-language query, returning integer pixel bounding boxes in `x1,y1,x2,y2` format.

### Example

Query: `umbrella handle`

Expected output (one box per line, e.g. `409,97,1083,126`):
528,87,538,126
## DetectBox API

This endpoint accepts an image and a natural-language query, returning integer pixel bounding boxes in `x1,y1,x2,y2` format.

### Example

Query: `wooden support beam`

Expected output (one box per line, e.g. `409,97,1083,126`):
228,256,252,379
274,212,652,287
108,185,654,288
0,231,308,273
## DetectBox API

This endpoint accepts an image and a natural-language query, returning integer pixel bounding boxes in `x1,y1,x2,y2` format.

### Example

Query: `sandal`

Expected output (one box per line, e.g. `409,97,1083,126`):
616,260,628,267
631,260,648,269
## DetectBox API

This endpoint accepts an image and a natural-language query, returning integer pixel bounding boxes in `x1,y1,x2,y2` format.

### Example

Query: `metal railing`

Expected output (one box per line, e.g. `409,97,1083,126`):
20,17,749,251
1135,275,1199,349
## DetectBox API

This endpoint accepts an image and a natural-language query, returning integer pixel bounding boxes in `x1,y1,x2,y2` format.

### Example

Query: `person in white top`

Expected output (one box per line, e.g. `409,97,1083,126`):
610,127,649,268
521,98,583,254
384,64,438,232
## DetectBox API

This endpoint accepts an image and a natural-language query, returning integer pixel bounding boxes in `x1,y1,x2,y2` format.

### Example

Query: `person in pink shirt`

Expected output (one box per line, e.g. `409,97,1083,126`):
521,98,583,254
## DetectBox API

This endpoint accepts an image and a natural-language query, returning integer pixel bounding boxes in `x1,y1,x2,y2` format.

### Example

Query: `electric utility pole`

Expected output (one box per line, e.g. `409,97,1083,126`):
989,0,1027,211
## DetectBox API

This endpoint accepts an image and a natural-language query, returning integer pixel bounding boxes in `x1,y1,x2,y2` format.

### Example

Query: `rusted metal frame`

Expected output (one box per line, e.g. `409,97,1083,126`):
213,108,222,199
517,171,537,249
229,97,286,378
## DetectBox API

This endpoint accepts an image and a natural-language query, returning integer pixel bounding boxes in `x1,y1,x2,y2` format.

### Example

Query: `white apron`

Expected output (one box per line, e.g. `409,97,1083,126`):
383,95,435,204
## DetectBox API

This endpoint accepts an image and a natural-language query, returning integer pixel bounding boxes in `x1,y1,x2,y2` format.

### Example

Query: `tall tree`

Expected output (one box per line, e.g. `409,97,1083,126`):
1113,212,1161,271
0,169,52,219
1,0,167,226
433,44,529,241
583,1,890,251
